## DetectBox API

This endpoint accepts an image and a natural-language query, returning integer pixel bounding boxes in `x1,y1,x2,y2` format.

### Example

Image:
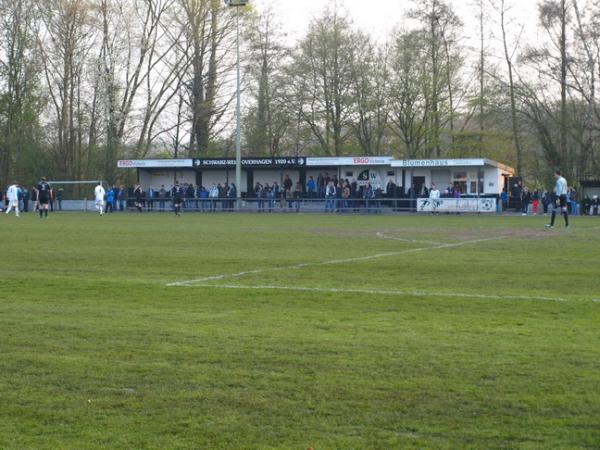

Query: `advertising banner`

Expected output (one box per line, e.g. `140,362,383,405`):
117,159,193,168
391,159,485,168
417,198,497,213
306,156,392,166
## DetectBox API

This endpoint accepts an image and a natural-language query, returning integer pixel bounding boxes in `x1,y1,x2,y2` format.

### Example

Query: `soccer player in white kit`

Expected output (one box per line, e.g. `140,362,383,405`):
5,182,20,217
94,182,106,215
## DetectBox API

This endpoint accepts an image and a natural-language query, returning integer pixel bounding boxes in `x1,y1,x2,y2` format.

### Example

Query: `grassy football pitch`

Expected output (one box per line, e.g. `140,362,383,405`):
1,212,599,449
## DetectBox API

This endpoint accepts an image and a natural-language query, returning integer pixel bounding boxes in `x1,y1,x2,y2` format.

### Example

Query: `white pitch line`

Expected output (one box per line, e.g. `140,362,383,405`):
375,231,444,246
176,283,585,303
167,236,505,287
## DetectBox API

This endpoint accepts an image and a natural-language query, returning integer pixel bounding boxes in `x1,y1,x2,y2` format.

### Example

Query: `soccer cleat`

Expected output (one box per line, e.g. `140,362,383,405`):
544,224,553,228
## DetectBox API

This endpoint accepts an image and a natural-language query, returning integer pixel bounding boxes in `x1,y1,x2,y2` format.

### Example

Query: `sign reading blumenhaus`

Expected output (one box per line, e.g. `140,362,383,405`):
392,159,486,168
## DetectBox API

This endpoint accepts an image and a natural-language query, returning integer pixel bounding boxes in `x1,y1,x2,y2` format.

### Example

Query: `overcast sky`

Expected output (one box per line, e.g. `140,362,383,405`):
251,0,541,58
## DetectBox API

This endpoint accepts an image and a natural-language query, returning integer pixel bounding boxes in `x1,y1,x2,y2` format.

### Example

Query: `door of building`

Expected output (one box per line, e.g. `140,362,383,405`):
413,176,425,196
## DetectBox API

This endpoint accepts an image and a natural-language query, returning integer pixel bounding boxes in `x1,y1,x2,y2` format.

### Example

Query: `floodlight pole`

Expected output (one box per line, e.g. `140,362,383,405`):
235,5,241,210
226,0,245,210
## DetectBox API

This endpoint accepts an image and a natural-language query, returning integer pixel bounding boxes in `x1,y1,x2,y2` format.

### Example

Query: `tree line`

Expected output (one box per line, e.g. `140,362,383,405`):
0,0,598,189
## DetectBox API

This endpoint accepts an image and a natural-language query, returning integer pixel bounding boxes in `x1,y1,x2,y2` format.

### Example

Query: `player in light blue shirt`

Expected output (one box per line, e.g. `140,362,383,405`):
545,170,569,229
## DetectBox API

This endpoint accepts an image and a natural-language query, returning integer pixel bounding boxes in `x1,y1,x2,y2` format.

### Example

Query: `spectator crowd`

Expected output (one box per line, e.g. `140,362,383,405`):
3,174,600,215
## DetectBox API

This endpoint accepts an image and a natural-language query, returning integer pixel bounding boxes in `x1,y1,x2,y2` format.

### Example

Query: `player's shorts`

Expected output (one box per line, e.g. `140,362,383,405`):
8,201,18,208
174,198,183,206
38,195,49,205
557,195,567,208
95,199,105,206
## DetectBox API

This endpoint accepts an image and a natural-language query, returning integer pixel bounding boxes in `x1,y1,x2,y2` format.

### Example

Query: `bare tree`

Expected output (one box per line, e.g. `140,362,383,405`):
38,0,95,181
0,0,41,186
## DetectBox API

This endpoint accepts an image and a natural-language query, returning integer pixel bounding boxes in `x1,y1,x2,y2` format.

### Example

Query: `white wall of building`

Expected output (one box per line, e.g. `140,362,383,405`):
252,169,283,186
484,167,504,195
200,170,247,191
140,170,195,189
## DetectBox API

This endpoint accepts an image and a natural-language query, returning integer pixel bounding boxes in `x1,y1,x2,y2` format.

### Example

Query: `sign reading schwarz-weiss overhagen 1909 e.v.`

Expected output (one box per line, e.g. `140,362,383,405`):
193,158,306,168
418,198,497,213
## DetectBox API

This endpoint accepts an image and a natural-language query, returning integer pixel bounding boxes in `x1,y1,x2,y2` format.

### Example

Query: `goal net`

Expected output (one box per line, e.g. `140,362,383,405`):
45,180,105,212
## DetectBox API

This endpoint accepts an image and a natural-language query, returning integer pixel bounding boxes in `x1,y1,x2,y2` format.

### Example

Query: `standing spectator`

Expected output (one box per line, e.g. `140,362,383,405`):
266,183,274,212
258,183,267,212
407,184,417,212
218,183,227,210
363,183,375,213
293,182,302,212
31,185,38,212
147,187,155,211
521,187,531,215
582,196,592,215
272,181,280,209
198,185,209,211
133,184,143,212
541,190,550,215
254,182,262,202
592,195,599,215
227,183,237,211
254,182,263,211
22,187,29,212
306,176,316,198
117,185,126,211
48,186,55,212
158,185,167,211
285,185,293,210
55,188,63,211
209,183,219,211
429,183,440,214
106,187,115,213
186,183,195,210
500,189,508,213
282,174,293,200
429,183,440,200
317,173,325,198
195,185,203,210
531,189,540,215
341,181,350,212
325,181,336,212
568,187,578,215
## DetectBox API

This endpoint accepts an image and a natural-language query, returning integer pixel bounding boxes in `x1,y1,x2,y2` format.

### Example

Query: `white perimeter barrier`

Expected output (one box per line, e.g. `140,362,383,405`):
417,198,497,213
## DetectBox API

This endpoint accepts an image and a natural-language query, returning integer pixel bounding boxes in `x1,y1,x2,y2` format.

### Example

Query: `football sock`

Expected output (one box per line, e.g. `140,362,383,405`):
563,211,569,226
39,209,43,218
550,210,556,226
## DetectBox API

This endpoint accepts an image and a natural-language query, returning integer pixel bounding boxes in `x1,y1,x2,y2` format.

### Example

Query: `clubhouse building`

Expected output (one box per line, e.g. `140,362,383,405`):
117,156,515,197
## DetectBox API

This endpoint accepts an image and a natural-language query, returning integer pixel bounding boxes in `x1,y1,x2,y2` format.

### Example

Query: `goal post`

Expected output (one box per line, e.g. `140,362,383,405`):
45,180,105,212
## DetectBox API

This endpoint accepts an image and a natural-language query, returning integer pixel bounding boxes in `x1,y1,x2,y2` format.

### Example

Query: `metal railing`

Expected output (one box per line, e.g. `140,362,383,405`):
106,196,503,214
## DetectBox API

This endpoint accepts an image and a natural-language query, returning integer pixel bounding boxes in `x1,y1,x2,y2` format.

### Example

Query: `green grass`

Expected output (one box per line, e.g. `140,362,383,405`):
1,212,599,449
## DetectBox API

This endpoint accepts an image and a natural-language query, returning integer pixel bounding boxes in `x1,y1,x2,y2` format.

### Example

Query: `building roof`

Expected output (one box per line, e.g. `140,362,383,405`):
117,157,514,173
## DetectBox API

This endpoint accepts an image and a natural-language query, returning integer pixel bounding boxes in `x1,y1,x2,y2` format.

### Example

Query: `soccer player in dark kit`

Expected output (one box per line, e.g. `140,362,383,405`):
37,177,52,218
172,181,184,216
